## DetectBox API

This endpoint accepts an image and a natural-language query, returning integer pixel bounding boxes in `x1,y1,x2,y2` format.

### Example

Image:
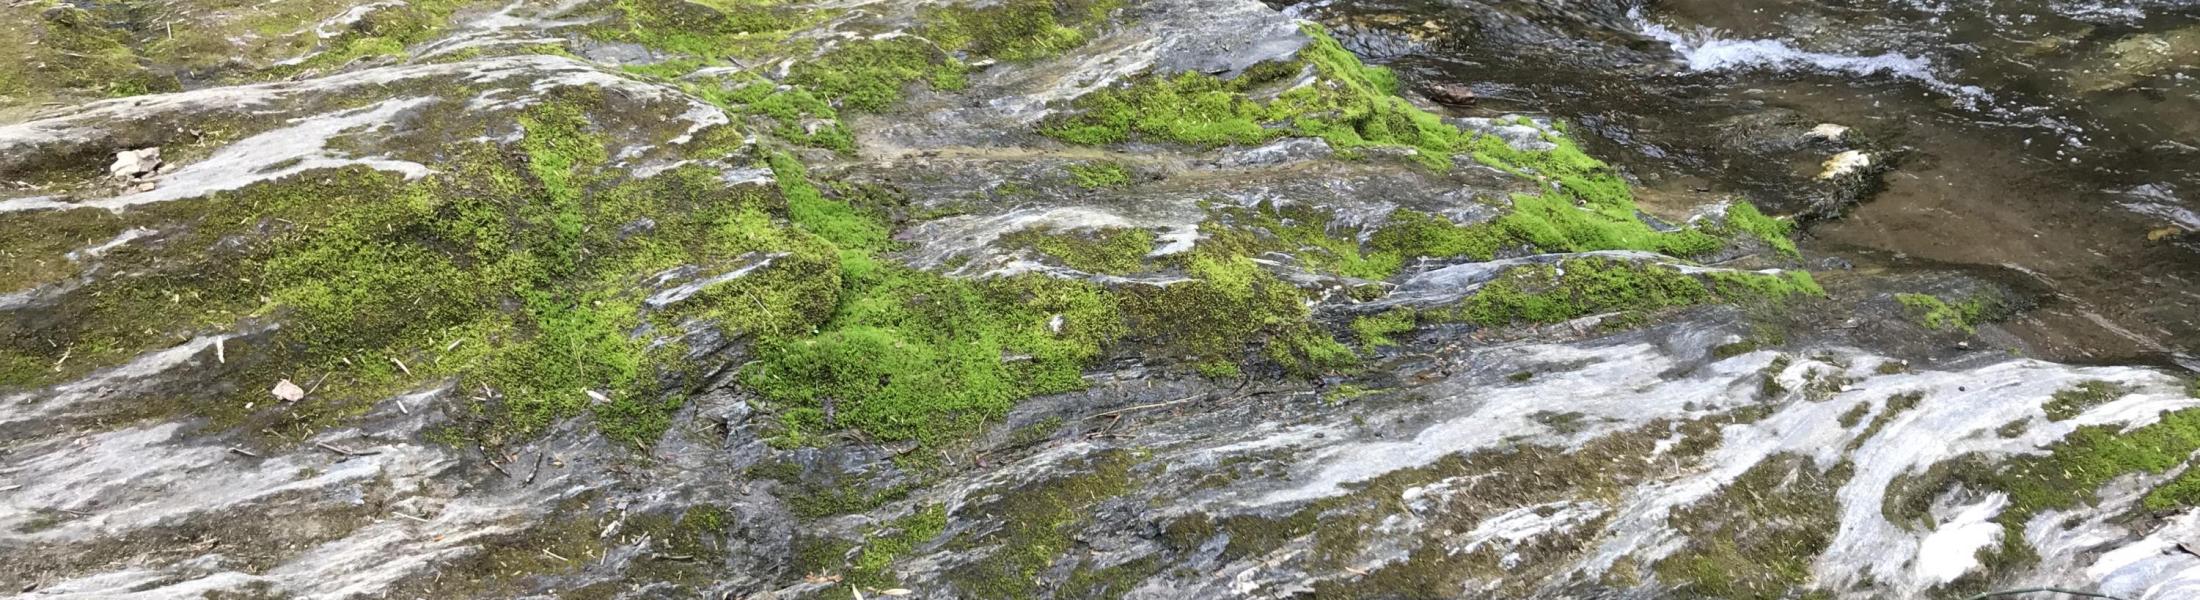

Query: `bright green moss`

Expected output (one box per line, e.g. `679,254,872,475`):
1043,25,1730,259
739,152,1136,446
1443,259,1822,328
788,37,969,112
998,227,1156,274
1067,162,1132,189
1495,191,1721,257
1722,201,1800,257
1039,24,1465,170
674,76,856,153
920,0,1125,62
1351,309,1416,350
1368,209,1507,266
744,269,1124,445
1896,293,1995,334
2044,380,2127,422
1708,270,1825,300
1448,259,1711,326
1041,68,1286,147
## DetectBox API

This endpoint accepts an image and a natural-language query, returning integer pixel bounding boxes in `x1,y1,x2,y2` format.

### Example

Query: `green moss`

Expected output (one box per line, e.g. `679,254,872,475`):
0,94,845,450
1367,209,1507,267
826,505,949,588
1889,408,2200,589
1067,162,1133,189
744,269,1124,445
1427,258,1822,331
1450,260,1705,326
0,5,171,103
1494,191,1721,257
2043,380,2127,422
1721,201,1800,258
1120,254,1354,377
1004,416,1066,448
920,0,1125,62
1351,309,1416,350
687,77,855,153
947,450,1137,599
587,0,820,69
276,0,470,75
998,227,1155,274
1653,455,1844,600
1896,293,1996,334
1043,25,1754,264
740,151,1126,445
788,36,969,113
1196,201,1396,280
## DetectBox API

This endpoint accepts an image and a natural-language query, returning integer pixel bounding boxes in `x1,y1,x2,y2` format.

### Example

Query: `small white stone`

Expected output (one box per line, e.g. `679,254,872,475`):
108,147,162,179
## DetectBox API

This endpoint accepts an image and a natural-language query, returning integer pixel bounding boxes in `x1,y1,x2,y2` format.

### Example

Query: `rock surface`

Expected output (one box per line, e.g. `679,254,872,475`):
1,1,2197,599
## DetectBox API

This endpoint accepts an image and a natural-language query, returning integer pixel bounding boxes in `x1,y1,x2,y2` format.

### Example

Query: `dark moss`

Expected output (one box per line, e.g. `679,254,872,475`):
946,450,1138,599
1837,402,1871,428
1652,455,1844,600
1060,555,1163,600
2043,380,2126,421
1845,392,1924,452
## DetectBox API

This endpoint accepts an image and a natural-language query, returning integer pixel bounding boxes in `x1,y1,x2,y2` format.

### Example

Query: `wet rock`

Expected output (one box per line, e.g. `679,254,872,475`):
1428,82,1478,105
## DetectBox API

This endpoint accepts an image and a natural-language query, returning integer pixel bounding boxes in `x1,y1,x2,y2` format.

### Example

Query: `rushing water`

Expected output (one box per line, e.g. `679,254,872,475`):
1285,0,2200,362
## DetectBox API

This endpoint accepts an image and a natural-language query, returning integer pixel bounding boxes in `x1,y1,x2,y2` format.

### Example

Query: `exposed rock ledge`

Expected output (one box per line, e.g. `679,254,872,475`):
2,0,2197,599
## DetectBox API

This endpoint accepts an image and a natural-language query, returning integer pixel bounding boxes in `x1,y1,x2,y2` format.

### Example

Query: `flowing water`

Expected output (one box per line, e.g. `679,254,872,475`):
1289,0,2200,361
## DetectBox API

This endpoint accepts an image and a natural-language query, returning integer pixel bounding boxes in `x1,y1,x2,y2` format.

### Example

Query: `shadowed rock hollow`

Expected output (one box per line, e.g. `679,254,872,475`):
3,0,2199,599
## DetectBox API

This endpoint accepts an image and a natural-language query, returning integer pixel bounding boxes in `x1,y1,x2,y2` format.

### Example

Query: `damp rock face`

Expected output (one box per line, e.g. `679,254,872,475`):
2,1,2197,599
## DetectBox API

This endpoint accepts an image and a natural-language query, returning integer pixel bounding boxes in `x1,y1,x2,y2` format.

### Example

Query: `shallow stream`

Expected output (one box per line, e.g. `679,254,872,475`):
1293,0,2200,361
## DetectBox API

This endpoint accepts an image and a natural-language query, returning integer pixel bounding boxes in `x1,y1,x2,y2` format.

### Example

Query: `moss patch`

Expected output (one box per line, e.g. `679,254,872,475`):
946,450,1138,599
920,0,1125,62
2043,380,2126,421
1434,258,1821,328
1896,293,1996,334
0,95,837,449
1119,254,1355,377
998,227,1156,275
1066,162,1133,189
1653,455,1844,600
